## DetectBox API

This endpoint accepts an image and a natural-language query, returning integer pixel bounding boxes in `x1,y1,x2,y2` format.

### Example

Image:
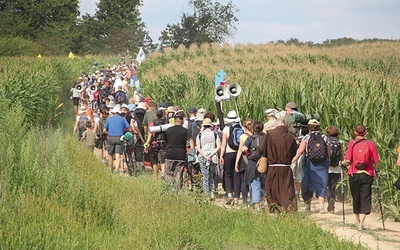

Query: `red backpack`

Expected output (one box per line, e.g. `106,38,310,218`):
352,139,371,170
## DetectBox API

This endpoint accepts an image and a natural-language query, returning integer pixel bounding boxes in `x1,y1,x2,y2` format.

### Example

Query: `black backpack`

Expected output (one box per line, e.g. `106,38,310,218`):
328,137,342,167
227,123,244,150
115,90,128,104
247,134,264,161
307,133,328,163
134,108,146,143
153,118,167,142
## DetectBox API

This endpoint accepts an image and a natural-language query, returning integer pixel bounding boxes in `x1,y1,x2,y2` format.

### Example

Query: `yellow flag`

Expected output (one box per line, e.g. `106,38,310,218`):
68,52,75,59
37,54,42,58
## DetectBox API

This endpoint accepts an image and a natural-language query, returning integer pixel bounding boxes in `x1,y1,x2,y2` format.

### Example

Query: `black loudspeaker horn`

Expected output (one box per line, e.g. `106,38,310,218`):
76,83,84,92
89,84,97,92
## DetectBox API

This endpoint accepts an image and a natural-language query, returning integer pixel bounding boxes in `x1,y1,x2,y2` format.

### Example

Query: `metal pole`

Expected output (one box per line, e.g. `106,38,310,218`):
341,166,345,224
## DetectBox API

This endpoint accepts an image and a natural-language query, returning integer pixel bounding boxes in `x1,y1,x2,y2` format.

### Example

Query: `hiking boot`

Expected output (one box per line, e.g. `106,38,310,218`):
327,198,335,212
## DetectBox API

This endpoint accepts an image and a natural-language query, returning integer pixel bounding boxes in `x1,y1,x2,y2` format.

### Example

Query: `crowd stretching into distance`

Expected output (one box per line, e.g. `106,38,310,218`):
70,61,398,232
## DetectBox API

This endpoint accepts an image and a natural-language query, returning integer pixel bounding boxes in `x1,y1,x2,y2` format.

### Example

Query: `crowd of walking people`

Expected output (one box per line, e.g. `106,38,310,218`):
71,62,389,232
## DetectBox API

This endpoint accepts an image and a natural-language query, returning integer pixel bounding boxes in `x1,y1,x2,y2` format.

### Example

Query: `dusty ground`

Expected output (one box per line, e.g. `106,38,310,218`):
212,190,400,250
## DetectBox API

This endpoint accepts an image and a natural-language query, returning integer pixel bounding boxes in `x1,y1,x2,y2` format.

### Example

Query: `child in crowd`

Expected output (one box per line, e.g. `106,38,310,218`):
80,121,96,151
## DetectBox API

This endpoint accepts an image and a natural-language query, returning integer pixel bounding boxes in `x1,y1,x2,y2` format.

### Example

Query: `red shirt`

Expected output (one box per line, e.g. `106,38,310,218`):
344,138,379,177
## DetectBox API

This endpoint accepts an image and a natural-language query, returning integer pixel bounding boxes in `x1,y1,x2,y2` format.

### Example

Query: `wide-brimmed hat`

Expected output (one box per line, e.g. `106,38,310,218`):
265,108,278,116
135,102,146,110
224,110,240,123
111,106,121,114
308,119,319,125
202,118,213,126
167,106,175,113
196,108,206,120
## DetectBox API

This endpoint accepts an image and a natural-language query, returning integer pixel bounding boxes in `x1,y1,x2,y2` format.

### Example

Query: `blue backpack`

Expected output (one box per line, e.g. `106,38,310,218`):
227,123,244,150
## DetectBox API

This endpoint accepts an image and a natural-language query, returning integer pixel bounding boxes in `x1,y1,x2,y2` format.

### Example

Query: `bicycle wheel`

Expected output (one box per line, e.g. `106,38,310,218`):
124,151,135,176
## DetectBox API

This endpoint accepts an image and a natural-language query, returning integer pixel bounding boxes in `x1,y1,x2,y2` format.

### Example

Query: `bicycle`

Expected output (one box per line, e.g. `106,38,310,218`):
121,135,138,177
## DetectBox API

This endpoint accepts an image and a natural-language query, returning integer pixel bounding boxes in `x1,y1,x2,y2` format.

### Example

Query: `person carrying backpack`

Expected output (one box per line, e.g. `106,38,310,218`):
291,119,331,213
220,110,243,206
326,126,344,213
115,85,128,105
196,118,221,199
73,108,90,141
341,124,379,231
144,110,167,180
235,121,264,211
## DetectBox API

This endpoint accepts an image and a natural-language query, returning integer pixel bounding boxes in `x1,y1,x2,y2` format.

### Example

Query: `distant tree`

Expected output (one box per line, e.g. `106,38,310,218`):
159,0,239,49
0,0,80,55
76,0,146,54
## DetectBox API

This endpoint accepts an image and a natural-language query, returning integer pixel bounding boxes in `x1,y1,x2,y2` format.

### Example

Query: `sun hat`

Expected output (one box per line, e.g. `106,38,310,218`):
121,104,129,109
136,102,146,110
265,108,278,116
224,110,240,123
202,118,213,126
196,108,206,120
286,102,297,109
167,106,175,113
308,119,319,125
189,107,197,113
111,106,121,114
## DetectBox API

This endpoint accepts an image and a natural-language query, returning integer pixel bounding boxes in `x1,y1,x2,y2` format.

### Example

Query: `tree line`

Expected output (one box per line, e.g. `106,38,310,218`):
0,0,396,57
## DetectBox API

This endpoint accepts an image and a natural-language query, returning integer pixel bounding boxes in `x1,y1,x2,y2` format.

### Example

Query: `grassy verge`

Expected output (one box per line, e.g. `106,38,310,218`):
0,121,365,249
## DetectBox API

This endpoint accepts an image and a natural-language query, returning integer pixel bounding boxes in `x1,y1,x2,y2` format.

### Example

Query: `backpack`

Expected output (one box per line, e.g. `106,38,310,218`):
153,118,167,142
352,139,370,170
307,133,328,163
115,90,128,104
78,115,89,132
135,108,146,144
227,123,244,151
247,134,264,161
328,137,342,167
191,120,203,141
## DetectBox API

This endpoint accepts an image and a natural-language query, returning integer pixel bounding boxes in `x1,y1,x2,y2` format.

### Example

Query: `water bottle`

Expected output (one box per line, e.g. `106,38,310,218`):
206,160,210,167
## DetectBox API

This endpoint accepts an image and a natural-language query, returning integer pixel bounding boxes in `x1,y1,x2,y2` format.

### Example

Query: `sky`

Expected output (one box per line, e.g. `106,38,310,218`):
79,0,400,44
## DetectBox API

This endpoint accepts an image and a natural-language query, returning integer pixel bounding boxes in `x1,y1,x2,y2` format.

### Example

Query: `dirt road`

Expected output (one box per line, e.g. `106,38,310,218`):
213,194,400,250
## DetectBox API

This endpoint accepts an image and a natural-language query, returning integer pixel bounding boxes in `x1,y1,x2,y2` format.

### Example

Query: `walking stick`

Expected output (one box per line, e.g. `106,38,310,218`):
340,166,345,225
375,173,385,230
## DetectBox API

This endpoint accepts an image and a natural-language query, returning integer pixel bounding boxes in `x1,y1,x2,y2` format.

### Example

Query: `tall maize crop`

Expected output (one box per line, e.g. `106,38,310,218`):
139,41,400,219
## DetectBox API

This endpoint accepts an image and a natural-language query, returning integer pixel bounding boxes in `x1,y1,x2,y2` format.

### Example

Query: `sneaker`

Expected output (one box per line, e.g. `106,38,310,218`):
327,198,335,212
233,200,239,206
358,223,366,231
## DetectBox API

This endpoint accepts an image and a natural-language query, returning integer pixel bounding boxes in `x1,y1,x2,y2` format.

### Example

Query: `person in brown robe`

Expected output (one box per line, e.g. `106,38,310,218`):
262,118,298,213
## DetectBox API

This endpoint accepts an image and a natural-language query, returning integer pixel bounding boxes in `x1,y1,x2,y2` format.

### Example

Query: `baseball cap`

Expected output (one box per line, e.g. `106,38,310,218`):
308,119,319,125
189,107,197,113
286,102,297,109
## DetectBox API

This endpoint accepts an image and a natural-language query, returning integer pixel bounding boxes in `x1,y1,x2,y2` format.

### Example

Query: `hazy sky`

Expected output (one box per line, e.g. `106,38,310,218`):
79,0,400,44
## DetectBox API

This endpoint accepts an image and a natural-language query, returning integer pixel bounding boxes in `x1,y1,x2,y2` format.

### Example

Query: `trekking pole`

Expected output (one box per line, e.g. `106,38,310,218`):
375,173,385,230
340,165,345,225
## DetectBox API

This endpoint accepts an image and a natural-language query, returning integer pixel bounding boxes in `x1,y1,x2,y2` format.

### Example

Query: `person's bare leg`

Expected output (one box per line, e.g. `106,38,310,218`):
153,164,159,180
115,153,121,172
108,153,114,172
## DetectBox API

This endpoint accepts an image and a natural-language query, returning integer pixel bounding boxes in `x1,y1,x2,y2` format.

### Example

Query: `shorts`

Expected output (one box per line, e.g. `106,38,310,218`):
149,142,166,165
106,136,123,155
73,97,80,106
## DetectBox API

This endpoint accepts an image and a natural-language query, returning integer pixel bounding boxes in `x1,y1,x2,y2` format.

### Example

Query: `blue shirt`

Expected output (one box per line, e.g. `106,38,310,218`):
104,115,130,136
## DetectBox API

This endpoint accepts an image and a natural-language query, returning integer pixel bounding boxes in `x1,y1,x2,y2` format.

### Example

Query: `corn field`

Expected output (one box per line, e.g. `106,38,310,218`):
138,41,400,220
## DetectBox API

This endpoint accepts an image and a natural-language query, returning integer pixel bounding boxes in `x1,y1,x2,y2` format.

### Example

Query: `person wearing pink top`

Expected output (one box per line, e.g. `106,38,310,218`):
341,124,379,231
